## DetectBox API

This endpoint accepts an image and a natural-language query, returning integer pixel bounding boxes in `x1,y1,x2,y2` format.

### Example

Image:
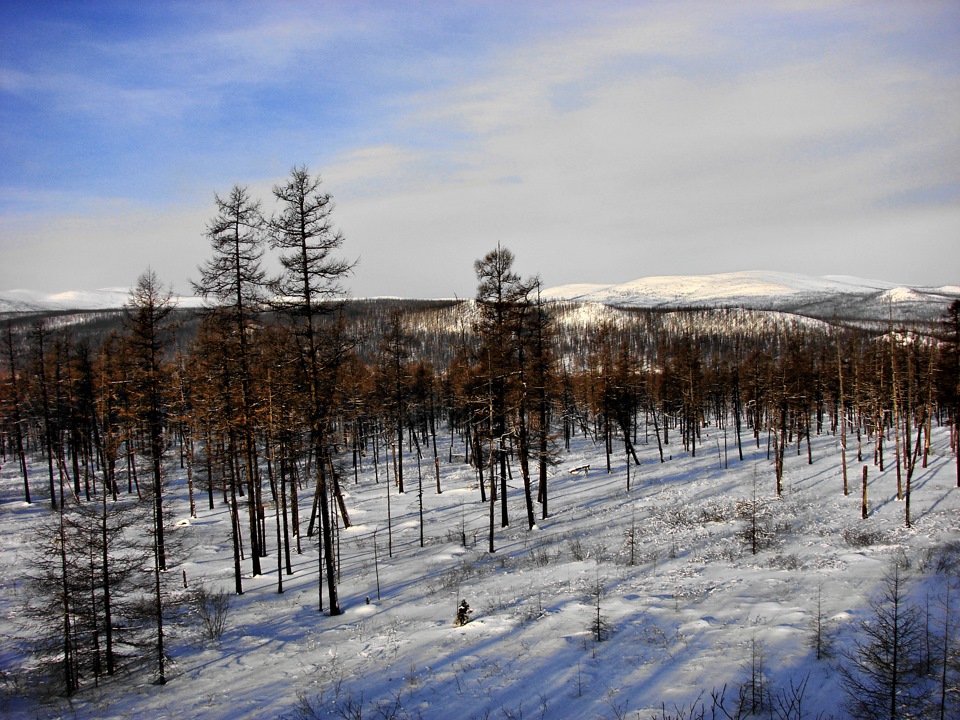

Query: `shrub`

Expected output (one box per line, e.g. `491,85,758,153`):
194,585,231,640
841,527,887,548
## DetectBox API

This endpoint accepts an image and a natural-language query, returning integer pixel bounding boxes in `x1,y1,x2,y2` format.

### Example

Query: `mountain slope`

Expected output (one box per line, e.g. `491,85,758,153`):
542,271,958,322
0,288,202,313
3,271,957,322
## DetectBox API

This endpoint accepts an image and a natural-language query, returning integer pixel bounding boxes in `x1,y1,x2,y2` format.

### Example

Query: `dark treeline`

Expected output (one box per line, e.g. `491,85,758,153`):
1,167,959,696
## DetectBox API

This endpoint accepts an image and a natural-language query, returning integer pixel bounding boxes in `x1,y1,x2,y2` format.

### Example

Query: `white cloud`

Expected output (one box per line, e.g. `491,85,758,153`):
0,199,210,295
2,2,957,296
324,2,960,294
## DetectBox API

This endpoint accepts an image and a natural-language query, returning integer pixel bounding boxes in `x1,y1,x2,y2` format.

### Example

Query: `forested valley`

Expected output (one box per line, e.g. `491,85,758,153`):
2,169,959,719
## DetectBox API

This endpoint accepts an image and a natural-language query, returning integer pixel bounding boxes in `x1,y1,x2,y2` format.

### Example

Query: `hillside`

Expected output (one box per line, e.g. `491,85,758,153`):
2,421,958,719
541,271,960,323
0,288,203,314
4,272,958,323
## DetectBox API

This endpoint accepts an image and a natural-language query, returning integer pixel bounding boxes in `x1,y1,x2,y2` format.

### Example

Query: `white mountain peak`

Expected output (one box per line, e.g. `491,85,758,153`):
0,287,202,313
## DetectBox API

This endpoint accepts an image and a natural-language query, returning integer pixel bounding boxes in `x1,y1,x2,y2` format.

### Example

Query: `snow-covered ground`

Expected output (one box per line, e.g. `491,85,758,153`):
1,421,958,719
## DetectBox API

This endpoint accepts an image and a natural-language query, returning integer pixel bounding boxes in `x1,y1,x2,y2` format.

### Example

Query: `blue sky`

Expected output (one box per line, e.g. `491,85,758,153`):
2,0,958,297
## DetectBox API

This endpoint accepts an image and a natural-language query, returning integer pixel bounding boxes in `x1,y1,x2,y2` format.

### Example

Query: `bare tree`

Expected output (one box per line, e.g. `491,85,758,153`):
194,184,269,576
839,562,927,719
269,166,355,616
473,245,536,542
123,269,176,684
22,489,150,694
3,322,31,503
939,300,960,487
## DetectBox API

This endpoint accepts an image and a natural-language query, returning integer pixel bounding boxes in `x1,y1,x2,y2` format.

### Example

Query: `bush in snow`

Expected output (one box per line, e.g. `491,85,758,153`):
193,584,231,641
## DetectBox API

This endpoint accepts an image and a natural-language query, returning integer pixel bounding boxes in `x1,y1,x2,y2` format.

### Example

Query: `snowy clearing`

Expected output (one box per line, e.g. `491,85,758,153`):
1,422,958,719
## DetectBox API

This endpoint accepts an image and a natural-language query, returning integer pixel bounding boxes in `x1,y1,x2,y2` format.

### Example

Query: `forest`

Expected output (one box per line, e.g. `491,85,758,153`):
1,168,959,719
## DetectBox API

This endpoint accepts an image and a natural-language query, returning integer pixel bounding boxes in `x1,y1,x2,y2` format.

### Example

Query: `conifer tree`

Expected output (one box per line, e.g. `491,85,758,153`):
3,322,31,503
473,245,532,535
123,270,175,571
375,309,411,495
269,165,355,615
123,270,176,684
194,184,269,576
939,300,960,487
840,563,927,719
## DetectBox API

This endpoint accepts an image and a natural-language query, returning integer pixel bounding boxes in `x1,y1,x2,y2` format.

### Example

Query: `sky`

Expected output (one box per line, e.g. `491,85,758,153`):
1,0,958,298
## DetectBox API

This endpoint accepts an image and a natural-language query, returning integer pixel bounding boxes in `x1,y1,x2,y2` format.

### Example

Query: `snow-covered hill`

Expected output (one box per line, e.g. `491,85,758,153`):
3,271,957,322
542,271,959,322
0,288,203,313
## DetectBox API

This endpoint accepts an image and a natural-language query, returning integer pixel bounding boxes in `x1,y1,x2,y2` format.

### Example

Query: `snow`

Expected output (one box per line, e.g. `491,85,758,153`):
819,275,901,292
0,288,203,313
1,421,958,719
539,283,616,301
4,272,958,321
0,289,58,312
47,289,136,309
878,286,926,304
550,301,631,329
541,270,958,319
544,271,874,306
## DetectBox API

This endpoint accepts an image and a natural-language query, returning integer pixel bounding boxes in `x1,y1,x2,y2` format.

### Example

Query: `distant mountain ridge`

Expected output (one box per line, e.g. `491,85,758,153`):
0,288,203,313
541,271,960,323
2,271,958,322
